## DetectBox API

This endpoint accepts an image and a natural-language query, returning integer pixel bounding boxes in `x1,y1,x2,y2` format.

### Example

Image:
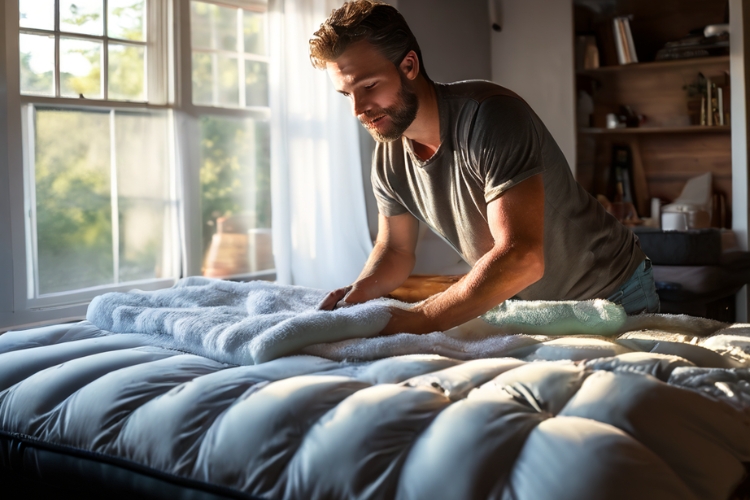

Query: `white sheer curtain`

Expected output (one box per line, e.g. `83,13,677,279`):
269,0,373,290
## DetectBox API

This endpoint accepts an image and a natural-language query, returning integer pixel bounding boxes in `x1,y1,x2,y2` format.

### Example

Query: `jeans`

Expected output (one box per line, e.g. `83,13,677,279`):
606,258,660,315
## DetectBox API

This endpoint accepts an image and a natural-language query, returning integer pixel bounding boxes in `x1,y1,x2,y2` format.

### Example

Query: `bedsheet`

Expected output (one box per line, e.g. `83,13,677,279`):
1,318,750,499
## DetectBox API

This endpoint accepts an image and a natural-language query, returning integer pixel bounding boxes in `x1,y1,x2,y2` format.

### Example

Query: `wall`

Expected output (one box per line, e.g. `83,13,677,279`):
0,0,13,314
398,0,492,83
730,0,750,319
489,0,577,172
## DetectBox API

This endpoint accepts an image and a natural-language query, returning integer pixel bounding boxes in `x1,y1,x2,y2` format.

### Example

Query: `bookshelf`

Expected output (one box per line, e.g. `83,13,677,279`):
579,126,731,135
574,0,731,221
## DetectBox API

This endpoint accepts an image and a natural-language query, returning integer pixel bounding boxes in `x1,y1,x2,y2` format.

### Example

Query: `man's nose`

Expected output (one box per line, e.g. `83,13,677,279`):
351,93,369,118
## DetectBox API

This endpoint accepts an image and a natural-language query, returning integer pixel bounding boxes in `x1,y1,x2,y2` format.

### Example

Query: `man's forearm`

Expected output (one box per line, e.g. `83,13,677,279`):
413,243,544,332
346,242,415,303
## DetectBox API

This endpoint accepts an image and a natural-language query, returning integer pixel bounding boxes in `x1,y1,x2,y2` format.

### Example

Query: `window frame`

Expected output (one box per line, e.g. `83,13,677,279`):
16,0,180,311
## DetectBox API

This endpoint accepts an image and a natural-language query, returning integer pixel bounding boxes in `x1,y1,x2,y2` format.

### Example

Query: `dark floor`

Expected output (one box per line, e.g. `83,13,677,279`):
1,470,106,499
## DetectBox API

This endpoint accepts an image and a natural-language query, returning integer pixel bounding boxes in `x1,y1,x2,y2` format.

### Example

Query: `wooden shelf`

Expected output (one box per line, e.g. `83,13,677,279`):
579,125,730,135
577,55,729,75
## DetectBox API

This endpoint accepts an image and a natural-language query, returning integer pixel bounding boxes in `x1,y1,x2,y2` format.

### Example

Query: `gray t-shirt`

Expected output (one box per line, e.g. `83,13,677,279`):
371,81,645,301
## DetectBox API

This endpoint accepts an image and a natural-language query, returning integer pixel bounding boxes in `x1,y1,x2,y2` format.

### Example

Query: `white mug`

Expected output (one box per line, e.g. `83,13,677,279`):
661,212,688,231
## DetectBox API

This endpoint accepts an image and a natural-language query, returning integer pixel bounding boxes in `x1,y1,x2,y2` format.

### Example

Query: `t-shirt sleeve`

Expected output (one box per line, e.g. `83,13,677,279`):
470,95,545,203
370,145,408,217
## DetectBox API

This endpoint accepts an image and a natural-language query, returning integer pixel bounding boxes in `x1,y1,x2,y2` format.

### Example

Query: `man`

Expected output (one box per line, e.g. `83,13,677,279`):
311,0,659,335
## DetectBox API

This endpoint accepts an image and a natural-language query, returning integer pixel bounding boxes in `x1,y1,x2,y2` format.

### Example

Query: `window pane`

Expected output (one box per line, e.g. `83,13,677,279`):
20,0,55,30
243,11,266,55
215,5,238,51
200,116,273,277
19,33,55,96
192,52,214,105
245,60,268,107
190,1,214,49
108,0,146,41
218,55,239,106
34,109,113,294
109,43,145,101
61,38,103,99
60,0,104,36
114,111,176,282
191,1,237,51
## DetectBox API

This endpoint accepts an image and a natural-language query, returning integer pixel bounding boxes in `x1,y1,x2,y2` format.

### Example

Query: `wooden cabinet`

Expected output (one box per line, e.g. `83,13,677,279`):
574,1,731,222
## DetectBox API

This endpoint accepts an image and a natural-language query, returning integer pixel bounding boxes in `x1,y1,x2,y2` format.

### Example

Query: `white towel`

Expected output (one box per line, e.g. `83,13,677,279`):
87,277,735,365
87,277,394,364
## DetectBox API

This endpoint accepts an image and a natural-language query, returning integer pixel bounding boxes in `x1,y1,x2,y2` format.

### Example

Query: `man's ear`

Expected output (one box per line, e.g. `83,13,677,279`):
399,50,420,80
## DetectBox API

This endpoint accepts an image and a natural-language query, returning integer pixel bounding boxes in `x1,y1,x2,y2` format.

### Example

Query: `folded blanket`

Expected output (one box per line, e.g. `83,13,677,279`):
87,277,733,365
87,277,394,364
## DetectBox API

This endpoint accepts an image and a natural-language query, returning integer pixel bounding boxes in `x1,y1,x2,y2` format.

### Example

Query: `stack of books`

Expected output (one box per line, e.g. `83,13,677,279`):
701,73,729,127
613,16,638,65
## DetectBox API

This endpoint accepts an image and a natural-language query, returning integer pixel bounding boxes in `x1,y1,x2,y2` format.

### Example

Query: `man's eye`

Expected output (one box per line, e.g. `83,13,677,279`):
364,83,376,90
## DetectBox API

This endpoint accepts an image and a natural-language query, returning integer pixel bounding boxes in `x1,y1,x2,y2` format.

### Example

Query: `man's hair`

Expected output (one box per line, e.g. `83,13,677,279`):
309,0,429,80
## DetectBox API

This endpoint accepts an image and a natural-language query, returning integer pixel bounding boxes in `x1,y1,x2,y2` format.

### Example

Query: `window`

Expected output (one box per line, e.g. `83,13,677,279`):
4,0,272,319
20,0,150,101
190,1,268,108
26,107,177,297
188,0,274,279
18,0,178,307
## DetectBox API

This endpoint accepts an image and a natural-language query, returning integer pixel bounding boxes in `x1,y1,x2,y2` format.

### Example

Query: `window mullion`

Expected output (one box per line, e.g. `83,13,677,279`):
54,0,60,97
109,110,120,285
22,106,41,299
148,0,170,105
103,0,109,100
237,8,245,108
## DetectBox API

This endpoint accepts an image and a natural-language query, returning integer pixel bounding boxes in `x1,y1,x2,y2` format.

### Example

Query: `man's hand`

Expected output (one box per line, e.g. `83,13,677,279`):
318,213,419,311
318,285,353,310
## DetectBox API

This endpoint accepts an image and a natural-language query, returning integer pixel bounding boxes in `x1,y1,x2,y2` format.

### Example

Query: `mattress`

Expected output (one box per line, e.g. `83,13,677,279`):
1,319,750,499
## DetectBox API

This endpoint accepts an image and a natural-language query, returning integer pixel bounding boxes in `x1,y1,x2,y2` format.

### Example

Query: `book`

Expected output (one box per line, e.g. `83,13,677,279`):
595,19,619,66
622,17,638,63
706,78,714,127
613,18,627,64
613,17,638,65
611,145,635,207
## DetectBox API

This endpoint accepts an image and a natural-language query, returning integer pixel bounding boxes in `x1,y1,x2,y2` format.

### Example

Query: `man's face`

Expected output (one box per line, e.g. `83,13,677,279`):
326,41,419,143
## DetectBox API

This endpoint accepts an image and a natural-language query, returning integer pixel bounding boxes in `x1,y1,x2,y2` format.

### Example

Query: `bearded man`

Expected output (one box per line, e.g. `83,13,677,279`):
311,0,658,335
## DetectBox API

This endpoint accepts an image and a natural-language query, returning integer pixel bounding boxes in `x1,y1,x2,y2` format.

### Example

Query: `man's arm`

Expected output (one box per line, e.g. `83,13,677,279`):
318,211,419,310
380,173,545,334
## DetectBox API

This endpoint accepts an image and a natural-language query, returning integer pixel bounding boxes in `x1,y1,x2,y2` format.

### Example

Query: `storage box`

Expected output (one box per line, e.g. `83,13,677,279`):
633,228,722,265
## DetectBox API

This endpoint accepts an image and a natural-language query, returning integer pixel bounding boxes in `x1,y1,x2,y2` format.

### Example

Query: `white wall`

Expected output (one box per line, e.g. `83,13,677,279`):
730,0,750,320
0,1,13,314
399,0,492,83
489,0,577,172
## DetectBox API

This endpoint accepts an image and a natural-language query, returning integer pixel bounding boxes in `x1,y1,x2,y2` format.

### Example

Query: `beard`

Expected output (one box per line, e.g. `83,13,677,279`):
359,76,419,143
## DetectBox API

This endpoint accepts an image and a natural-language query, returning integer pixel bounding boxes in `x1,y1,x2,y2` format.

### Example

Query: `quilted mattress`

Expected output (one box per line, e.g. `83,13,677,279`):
1,320,750,499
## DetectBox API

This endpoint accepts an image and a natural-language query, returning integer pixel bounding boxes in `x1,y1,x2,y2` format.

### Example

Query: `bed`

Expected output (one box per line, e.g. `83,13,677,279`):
1,277,750,499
